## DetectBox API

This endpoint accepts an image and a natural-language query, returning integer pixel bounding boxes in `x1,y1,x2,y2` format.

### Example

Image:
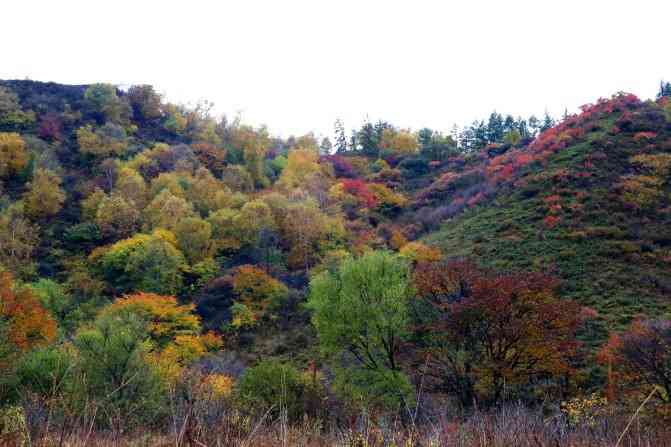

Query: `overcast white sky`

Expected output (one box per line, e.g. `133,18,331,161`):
2,1,671,138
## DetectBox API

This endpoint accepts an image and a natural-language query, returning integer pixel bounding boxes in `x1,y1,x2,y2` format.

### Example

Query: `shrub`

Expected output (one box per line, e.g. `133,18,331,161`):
236,360,306,421
333,367,413,413
15,345,74,398
230,265,289,326
73,311,165,427
397,156,429,178
91,231,186,295
599,318,671,404
399,241,442,263
322,155,355,178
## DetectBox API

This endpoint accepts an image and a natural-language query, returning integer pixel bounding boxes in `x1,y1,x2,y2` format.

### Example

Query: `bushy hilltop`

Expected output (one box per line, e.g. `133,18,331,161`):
1,79,671,438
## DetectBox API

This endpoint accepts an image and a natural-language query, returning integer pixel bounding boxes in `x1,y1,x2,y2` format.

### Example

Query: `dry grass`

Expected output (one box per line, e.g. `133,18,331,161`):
4,402,669,447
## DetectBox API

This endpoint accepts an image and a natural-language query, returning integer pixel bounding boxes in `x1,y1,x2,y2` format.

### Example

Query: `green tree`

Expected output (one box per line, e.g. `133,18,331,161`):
95,193,141,240
236,360,307,421
503,128,522,146
0,87,35,130
418,128,458,161
307,251,413,408
186,167,231,215
540,111,555,132
163,104,187,135
143,189,195,232
281,200,344,270
0,205,39,277
84,83,131,124
93,231,186,295
29,279,72,330
73,310,164,426
76,123,129,158
126,236,185,295
207,207,242,253
127,84,163,122
658,81,671,99
15,345,74,402
277,148,322,190
221,165,254,192
113,167,147,209
319,137,333,155
486,112,504,143
234,199,276,248
232,125,270,189
0,319,19,401
334,119,348,153
175,217,212,264
357,121,379,156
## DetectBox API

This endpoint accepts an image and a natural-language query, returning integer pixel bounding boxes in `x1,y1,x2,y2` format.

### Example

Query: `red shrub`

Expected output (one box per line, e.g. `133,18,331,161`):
543,215,561,228
467,192,484,207
633,131,657,141
543,195,561,204
341,179,377,208
548,204,562,215
38,113,62,141
514,153,534,167
322,155,356,178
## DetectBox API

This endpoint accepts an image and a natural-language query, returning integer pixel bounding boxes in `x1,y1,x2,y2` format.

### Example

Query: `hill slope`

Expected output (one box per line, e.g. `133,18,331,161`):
1,79,670,347
422,94,671,335
3,80,671,441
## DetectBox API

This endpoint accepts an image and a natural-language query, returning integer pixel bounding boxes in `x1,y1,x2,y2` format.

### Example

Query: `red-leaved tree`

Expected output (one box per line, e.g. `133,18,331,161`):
413,260,583,407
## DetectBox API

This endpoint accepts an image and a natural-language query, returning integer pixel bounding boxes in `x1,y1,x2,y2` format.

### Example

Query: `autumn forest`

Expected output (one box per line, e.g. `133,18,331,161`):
1,80,671,446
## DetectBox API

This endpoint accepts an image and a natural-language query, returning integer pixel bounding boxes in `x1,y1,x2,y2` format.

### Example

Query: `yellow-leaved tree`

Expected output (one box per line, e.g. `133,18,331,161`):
277,148,323,190
0,133,28,179
229,265,288,328
23,169,66,220
100,292,223,383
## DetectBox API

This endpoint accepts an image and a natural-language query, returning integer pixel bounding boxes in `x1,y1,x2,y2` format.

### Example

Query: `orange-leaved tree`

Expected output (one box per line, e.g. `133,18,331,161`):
598,318,671,405
0,271,57,353
230,265,288,328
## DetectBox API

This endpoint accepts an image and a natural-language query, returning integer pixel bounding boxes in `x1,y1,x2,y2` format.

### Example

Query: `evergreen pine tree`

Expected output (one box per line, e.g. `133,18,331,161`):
334,119,348,153
319,137,333,155
540,111,555,132
486,112,504,144
358,120,378,157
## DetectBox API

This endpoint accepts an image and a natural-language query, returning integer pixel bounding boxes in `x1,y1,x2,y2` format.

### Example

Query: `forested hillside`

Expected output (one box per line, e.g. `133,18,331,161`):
1,79,671,446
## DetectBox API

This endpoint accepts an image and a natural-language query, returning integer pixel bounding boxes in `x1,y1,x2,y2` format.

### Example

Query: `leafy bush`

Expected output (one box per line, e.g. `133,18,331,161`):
397,156,429,178
15,345,73,398
236,360,306,421
73,311,165,427
91,231,186,295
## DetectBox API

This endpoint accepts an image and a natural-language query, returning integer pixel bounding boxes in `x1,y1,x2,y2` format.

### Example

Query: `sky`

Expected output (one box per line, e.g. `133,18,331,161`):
2,0,671,139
